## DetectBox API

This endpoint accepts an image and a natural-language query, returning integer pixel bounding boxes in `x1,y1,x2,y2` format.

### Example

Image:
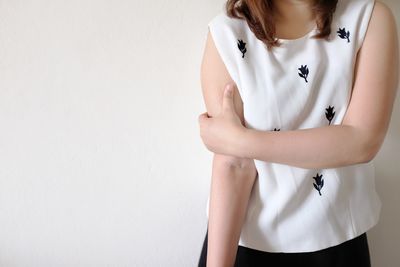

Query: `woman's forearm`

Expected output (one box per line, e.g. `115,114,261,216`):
236,125,375,170
207,154,257,267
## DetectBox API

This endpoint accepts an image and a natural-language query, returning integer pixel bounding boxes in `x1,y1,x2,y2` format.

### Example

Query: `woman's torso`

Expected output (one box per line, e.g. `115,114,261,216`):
207,0,381,252
206,0,381,253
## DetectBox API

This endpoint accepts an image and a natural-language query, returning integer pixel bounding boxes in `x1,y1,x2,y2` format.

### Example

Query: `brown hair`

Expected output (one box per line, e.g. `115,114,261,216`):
225,0,338,50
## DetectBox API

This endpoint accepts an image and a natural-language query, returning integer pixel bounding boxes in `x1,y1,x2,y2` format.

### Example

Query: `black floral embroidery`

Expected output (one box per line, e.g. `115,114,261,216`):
272,128,280,131
337,27,350,43
298,65,309,83
312,172,324,196
237,39,247,58
325,105,335,125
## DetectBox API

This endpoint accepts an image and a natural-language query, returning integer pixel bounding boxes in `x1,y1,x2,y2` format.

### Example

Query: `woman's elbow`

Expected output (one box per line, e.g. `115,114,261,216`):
360,135,384,163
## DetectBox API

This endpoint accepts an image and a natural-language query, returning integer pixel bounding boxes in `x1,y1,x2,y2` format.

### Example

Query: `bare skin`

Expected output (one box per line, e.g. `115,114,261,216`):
199,0,398,266
201,34,257,267
273,0,317,39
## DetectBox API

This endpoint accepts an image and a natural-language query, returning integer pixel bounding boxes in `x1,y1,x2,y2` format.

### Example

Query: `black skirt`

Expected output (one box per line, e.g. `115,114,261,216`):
198,228,371,267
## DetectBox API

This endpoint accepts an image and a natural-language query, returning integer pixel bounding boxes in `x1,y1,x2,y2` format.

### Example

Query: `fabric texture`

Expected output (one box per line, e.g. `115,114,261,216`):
198,227,372,267
205,0,381,253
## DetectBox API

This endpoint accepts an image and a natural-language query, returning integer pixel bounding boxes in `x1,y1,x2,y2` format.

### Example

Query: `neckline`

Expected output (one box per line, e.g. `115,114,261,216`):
275,23,318,45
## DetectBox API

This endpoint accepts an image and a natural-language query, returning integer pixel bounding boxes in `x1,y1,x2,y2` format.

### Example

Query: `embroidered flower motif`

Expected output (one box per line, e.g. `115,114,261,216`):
237,39,247,58
337,27,350,43
325,105,336,125
312,173,324,196
298,65,309,83
272,128,280,131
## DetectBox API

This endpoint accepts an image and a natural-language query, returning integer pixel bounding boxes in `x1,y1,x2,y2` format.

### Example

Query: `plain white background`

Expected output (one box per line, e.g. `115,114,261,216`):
0,0,398,266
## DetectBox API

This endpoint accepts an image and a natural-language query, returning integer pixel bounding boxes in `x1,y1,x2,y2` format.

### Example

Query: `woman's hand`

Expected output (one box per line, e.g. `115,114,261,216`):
198,83,245,156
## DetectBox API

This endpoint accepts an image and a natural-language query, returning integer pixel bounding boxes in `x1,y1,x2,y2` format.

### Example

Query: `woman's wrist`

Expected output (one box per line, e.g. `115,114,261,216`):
234,127,252,159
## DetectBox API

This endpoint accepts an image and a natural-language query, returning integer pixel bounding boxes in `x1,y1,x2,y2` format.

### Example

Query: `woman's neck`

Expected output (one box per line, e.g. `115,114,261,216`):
272,0,315,24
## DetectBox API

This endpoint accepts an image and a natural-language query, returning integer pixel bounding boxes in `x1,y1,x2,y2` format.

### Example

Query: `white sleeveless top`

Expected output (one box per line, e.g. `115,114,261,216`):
205,0,381,253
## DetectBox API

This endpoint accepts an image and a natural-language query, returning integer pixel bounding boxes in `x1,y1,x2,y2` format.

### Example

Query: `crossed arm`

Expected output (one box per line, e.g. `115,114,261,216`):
229,2,398,169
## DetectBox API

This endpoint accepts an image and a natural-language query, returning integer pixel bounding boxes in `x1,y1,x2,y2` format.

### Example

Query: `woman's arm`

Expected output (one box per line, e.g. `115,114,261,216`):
208,154,257,267
231,1,398,170
200,30,257,267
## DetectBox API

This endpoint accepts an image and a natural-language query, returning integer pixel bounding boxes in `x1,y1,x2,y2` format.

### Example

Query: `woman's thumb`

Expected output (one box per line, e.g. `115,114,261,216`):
222,84,234,112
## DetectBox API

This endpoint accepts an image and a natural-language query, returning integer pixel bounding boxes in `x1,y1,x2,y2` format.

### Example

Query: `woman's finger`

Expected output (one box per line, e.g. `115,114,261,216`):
198,112,209,124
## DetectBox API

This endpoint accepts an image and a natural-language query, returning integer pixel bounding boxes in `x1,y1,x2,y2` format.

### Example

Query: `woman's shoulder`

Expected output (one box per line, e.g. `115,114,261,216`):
362,0,397,46
371,0,396,22
207,10,248,34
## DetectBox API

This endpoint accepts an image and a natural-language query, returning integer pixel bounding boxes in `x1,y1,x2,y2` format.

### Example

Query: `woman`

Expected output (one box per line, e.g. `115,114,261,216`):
198,0,398,266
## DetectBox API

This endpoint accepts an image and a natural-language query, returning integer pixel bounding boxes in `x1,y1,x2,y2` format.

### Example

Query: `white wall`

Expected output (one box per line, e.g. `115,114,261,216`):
0,0,398,266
